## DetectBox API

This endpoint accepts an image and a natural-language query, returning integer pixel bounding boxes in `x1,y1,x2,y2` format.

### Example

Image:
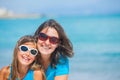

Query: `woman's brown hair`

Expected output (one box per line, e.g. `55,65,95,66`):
34,19,74,68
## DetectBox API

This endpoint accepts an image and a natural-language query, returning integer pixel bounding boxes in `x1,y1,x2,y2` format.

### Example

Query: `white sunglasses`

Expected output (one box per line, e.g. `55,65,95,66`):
19,45,38,56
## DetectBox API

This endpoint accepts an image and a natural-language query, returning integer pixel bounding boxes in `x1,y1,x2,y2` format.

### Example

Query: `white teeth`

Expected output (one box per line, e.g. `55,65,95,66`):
44,47,49,49
43,46,49,50
22,55,29,62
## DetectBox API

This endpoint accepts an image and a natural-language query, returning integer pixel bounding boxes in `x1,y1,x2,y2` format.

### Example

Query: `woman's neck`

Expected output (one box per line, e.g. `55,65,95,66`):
41,54,51,71
41,54,51,62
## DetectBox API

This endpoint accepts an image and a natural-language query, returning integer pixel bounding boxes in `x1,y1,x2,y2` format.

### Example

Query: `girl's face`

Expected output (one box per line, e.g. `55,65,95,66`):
17,42,37,66
37,27,59,56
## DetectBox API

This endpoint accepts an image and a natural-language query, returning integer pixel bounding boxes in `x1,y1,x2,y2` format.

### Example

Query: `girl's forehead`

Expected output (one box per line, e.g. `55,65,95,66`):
23,42,36,48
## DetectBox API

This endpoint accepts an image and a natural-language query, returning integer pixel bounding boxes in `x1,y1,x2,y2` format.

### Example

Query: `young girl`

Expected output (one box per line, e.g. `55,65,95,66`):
0,35,46,80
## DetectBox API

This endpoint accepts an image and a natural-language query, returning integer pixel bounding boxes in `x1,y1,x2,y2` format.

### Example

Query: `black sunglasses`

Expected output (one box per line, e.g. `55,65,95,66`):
19,45,38,56
39,33,59,44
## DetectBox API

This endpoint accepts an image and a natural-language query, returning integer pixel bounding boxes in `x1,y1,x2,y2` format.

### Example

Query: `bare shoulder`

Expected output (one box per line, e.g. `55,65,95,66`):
34,69,46,80
34,69,42,74
34,69,43,77
0,66,10,79
0,66,10,74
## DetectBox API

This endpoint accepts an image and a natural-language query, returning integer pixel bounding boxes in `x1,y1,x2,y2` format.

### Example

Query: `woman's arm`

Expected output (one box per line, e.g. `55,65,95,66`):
55,75,68,80
54,57,69,80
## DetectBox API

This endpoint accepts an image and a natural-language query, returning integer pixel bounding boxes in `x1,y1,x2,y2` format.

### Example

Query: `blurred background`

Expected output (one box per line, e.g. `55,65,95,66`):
0,0,120,80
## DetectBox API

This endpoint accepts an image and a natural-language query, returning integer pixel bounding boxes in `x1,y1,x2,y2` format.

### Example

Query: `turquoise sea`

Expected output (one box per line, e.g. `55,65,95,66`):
0,15,120,80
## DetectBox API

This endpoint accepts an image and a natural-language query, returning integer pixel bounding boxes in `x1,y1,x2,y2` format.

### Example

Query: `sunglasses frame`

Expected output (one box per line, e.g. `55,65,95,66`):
19,45,38,56
38,32,59,44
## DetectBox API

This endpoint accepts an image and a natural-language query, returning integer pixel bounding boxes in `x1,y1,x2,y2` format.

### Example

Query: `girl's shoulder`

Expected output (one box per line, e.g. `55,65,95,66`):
34,69,46,80
0,66,10,74
0,66,10,79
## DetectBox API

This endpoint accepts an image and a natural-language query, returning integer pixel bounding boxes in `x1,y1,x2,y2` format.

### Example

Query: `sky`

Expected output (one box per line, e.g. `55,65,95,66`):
0,0,120,16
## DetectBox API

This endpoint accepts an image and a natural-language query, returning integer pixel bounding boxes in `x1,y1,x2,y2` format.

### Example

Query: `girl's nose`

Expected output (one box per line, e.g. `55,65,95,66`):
25,51,30,56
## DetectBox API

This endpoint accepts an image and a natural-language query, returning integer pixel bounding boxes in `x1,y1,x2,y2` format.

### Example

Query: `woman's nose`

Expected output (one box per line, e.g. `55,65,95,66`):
45,38,50,44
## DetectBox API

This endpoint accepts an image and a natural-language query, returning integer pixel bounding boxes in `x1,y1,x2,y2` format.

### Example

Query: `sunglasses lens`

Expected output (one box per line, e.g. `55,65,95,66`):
39,33,48,41
30,49,38,56
20,46,28,51
50,37,59,44
39,33,59,44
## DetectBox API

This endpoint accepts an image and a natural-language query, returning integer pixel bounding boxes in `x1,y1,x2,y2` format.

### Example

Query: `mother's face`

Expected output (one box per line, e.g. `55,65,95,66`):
37,27,59,56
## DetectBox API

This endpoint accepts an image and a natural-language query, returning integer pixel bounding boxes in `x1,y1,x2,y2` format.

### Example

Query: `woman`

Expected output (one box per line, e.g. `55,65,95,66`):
0,35,45,80
34,19,74,80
